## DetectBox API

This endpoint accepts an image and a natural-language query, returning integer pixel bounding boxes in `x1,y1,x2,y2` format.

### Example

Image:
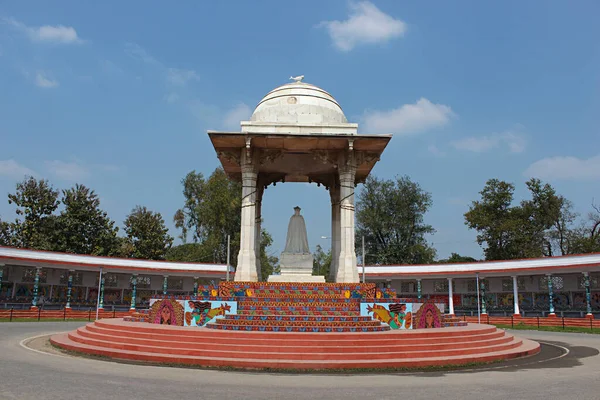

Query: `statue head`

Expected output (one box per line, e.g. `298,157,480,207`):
294,206,301,215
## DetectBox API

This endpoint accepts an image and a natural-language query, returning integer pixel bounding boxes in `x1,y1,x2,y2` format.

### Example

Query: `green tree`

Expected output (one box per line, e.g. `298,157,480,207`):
566,202,600,254
6,176,59,249
172,168,277,279
123,206,173,260
173,168,241,263
438,253,478,263
465,178,568,260
0,219,13,246
54,184,120,256
356,175,436,265
259,230,279,281
312,244,332,278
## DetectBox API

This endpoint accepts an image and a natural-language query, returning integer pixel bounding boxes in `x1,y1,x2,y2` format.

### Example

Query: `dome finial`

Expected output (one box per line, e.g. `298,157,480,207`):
289,75,304,83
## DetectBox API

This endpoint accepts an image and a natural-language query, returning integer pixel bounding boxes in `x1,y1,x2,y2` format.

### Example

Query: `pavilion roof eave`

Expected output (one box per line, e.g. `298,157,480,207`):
363,252,600,278
0,246,230,277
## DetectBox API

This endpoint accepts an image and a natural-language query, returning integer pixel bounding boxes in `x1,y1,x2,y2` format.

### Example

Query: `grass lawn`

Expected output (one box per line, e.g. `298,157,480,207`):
495,323,600,334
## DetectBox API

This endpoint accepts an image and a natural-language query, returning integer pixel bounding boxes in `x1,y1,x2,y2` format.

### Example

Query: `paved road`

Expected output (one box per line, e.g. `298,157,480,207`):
0,322,598,400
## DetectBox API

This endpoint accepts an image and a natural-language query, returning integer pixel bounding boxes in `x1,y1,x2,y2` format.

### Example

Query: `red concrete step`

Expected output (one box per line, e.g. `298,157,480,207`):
85,321,507,346
75,326,515,353
51,331,540,370
93,319,498,339
66,329,524,361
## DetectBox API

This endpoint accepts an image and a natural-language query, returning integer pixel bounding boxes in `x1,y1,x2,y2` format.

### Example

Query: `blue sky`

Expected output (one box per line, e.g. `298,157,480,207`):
1,1,599,261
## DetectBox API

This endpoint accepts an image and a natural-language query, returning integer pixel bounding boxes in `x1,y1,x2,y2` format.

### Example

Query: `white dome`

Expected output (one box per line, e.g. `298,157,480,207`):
250,82,348,124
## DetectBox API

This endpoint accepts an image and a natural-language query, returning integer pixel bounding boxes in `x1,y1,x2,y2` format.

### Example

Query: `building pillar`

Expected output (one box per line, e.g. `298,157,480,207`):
66,269,74,309
130,274,138,311
31,267,41,310
193,277,199,297
0,264,3,297
335,152,358,283
162,275,168,295
447,278,455,315
583,272,593,318
235,151,258,281
417,279,422,300
98,275,105,310
480,278,487,315
546,274,556,317
254,184,264,281
329,182,340,282
512,275,520,317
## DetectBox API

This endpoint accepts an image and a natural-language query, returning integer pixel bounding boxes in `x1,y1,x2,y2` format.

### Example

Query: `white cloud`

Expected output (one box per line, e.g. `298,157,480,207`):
452,130,526,153
166,68,199,86
524,154,600,181
319,2,407,51
35,72,58,88
124,42,159,65
362,98,455,134
4,17,83,44
164,93,179,103
0,160,37,179
223,103,251,130
427,144,445,157
45,160,89,181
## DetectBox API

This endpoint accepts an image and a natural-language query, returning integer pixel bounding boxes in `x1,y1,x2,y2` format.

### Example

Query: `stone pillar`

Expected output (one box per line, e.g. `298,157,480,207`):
583,272,593,318
480,278,487,315
447,278,454,315
235,151,258,281
162,275,168,295
31,267,41,309
98,275,105,310
335,152,358,283
417,279,422,300
193,277,199,297
130,274,138,311
512,275,520,316
546,274,556,316
66,270,74,309
254,184,264,281
329,182,340,282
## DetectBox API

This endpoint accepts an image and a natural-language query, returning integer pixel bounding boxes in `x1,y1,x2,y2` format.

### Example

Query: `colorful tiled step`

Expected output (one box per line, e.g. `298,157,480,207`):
214,319,383,328
205,323,391,332
226,314,373,322
236,310,361,316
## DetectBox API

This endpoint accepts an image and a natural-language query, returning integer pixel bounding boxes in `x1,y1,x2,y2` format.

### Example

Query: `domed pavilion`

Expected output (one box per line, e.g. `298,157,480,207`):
208,78,392,283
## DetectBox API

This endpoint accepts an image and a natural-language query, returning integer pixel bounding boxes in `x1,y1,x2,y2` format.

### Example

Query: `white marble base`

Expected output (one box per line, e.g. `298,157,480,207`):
267,274,326,283
280,253,313,274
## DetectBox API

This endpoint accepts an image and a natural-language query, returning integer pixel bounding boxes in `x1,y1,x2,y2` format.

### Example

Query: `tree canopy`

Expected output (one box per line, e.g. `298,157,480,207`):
355,175,436,265
123,206,173,260
465,177,599,260
170,168,278,279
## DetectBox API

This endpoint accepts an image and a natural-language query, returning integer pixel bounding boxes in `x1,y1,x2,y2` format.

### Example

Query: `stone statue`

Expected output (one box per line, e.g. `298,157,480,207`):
289,75,304,83
283,206,310,254
267,206,324,283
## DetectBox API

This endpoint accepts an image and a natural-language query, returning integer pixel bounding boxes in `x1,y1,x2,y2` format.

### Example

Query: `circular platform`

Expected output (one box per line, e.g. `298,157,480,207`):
50,318,540,370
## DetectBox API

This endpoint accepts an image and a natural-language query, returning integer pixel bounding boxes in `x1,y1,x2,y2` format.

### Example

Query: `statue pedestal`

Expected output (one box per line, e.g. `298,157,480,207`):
268,253,326,283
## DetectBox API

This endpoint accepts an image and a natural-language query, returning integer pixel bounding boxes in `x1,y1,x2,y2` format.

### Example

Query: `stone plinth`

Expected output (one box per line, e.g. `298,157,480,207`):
268,253,325,283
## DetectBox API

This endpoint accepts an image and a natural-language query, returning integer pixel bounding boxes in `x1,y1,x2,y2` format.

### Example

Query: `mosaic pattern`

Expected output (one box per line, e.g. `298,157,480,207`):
237,310,361,316
413,302,444,329
206,323,391,332
361,303,413,329
148,299,185,326
215,318,382,327
228,315,372,322
218,282,380,299
184,300,237,327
